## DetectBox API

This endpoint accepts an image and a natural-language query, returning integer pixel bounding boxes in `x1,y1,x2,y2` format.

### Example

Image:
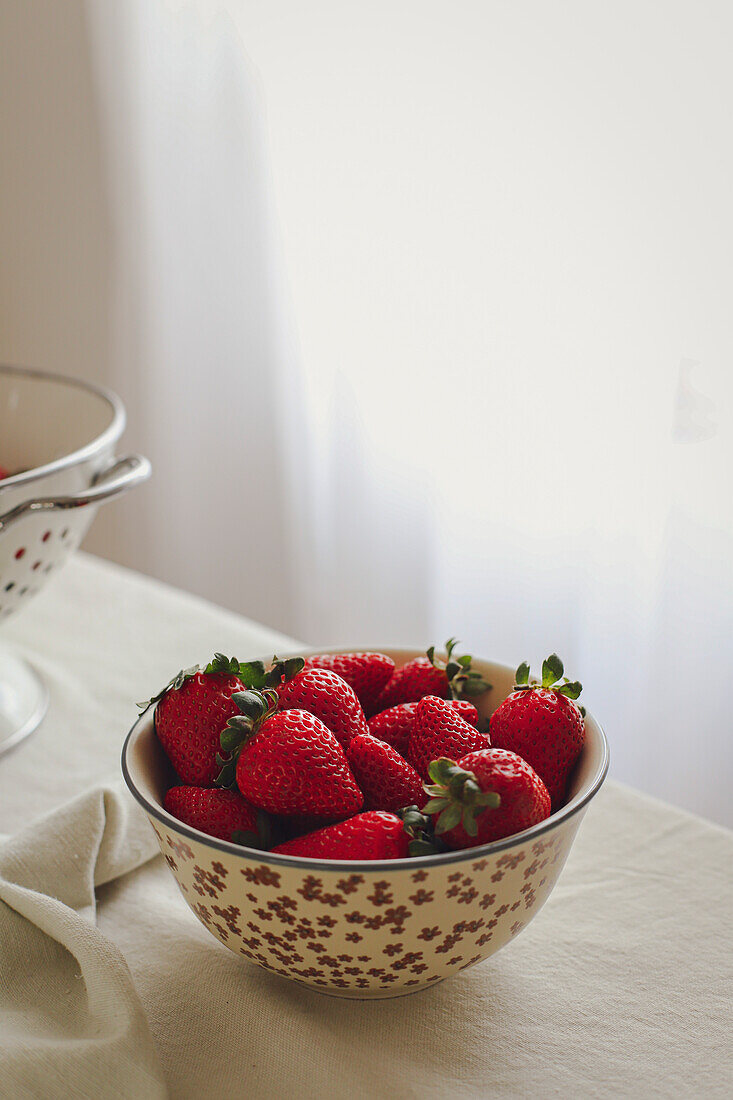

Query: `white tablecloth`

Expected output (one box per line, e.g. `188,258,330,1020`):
1,554,731,1099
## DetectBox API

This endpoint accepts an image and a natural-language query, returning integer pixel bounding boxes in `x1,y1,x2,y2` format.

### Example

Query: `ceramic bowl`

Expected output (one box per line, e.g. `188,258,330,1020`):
122,650,609,999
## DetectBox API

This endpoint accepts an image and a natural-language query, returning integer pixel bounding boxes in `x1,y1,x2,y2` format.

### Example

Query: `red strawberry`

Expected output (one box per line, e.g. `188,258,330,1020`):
407,695,491,780
147,655,245,786
346,733,426,812
274,665,368,747
370,638,490,715
489,655,585,809
302,652,395,715
0,465,10,479
423,749,551,848
222,690,363,817
368,699,480,756
367,702,420,755
164,785,258,843
452,700,480,726
272,811,409,860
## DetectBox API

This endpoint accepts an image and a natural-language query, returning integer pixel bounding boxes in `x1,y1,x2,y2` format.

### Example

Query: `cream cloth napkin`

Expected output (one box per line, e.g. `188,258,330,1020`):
0,784,166,1099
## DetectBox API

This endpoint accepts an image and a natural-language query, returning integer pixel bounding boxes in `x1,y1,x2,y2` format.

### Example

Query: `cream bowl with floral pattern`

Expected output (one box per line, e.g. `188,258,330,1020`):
122,650,609,999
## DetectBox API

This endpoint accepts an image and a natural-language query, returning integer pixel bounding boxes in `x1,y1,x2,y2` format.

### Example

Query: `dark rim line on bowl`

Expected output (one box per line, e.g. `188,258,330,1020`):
121,713,609,874
0,364,126,491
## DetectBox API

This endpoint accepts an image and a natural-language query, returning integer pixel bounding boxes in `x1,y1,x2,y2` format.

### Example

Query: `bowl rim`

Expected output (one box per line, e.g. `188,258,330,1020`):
0,363,126,490
122,651,610,872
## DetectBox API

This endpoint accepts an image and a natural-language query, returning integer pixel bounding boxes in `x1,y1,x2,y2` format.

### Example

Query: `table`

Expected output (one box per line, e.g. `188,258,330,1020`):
1,554,731,1098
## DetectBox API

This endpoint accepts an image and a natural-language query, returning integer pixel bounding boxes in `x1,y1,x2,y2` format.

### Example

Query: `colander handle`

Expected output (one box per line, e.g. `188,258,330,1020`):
0,454,152,532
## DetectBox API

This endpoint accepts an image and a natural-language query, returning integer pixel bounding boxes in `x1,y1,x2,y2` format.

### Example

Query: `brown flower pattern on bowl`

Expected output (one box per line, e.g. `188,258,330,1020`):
122,651,608,999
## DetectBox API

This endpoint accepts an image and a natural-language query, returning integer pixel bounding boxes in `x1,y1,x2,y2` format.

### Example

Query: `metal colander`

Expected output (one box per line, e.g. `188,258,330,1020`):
0,364,151,752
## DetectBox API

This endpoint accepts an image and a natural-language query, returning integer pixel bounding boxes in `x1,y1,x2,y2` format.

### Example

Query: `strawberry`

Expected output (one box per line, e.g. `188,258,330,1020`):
144,655,246,786
271,811,409,860
368,699,480,756
163,785,259,843
302,652,395,715
0,465,10,479
407,695,491,780
346,733,426,812
273,664,368,748
423,750,551,848
370,638,490,715
451,700,480,726
367,702,420,755
489,655,584,809
218,689,363,817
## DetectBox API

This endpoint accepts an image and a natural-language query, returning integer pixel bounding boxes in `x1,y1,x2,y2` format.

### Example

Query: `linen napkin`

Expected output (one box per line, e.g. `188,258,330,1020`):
0,783,167,1099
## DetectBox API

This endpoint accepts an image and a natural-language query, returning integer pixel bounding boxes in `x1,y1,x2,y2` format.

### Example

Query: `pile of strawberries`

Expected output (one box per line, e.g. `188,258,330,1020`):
143,643,585,861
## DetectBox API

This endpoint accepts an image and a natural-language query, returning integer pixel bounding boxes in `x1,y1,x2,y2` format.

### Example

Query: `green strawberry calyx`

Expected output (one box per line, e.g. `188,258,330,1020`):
231,808,273,850
267,655,306,686
136,664,200,713
426,637,492,699
215,688,279,788
422,757,501,837
223,653,306,691
136,651,281,714
395,805,449,857
215,655,306,787
513,654,583,703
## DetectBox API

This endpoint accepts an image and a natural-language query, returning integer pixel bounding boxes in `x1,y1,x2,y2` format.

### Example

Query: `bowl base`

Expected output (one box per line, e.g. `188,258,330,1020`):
0,642,48,756
296,977,446,1000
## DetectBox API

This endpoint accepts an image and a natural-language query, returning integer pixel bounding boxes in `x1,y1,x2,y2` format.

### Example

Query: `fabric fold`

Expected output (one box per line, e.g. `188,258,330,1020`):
0,783,167,1099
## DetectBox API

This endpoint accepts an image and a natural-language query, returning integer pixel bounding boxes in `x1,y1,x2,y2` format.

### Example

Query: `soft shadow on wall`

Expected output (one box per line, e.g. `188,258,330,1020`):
0,0,301,636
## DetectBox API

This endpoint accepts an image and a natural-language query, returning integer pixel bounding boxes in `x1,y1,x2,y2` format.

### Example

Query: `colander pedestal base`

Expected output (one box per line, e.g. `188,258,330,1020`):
0,643,48,756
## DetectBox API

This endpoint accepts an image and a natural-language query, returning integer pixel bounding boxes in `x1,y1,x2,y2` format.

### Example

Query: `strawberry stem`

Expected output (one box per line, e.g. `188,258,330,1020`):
427,639,492,699
422,757,500,837
215,688,279,788
137,651,260,714
513,656,583,702
396,805,447,856
268,655,306,685
541,654,564,688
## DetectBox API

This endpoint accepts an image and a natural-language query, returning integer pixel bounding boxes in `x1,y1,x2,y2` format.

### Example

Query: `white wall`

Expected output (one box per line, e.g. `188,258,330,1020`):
0,0,301,634
231,1,733,826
